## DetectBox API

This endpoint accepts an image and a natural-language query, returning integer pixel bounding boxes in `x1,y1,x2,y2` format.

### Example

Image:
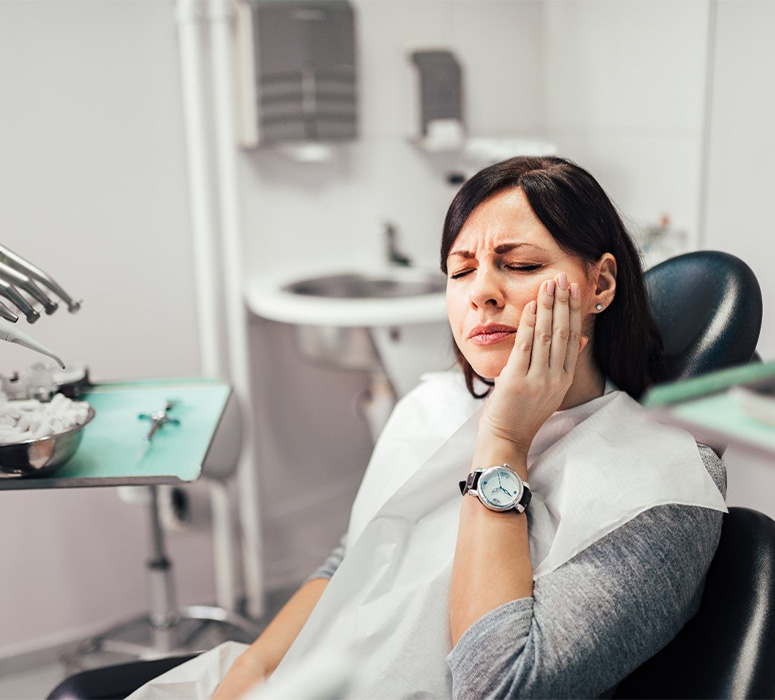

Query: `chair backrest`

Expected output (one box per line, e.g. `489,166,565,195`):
644,250,763,383
613,507,775,699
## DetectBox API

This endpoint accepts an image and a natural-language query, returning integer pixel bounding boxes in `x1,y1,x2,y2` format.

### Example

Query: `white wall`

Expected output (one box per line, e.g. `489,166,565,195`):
0,0,216,660
704,0,775,360
539,0,711,246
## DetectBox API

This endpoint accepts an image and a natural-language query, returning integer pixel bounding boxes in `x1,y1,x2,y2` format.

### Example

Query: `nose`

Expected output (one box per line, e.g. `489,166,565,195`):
468,267,505,309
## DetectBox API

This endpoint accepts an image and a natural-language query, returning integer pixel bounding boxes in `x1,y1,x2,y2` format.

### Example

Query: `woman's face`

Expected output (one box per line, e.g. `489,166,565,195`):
445,187,599,380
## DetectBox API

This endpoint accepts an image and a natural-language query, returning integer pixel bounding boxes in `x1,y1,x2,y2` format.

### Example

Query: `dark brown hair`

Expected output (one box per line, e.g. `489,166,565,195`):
441,156,663,400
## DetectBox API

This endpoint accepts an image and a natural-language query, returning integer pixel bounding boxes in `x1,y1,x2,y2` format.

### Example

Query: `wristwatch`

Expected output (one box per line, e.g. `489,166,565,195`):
459,464,532,513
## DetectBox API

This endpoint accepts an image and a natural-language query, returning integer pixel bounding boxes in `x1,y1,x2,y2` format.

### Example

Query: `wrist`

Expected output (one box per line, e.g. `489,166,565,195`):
472,436,529,480
477,415,534,457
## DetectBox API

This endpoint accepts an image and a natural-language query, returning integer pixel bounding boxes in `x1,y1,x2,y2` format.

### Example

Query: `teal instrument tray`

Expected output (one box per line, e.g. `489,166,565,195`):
0,378,231,490
642,362,775,458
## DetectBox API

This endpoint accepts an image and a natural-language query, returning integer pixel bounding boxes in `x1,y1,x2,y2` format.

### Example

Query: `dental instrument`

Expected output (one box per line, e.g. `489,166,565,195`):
0,300,19,323
136,400,181,459
0,260,58,314
0,318,65,368
0,277,39,323
0,243,81,313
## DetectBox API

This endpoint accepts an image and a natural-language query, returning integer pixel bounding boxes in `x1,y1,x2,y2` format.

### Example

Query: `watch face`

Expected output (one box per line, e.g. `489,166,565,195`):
479,466,523,511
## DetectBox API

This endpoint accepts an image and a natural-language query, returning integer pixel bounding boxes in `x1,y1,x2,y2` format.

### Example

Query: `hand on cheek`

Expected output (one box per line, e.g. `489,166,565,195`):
480,273,586,454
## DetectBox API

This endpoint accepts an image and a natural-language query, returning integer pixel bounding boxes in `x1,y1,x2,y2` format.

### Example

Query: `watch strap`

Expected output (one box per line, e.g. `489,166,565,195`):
458,470,480,496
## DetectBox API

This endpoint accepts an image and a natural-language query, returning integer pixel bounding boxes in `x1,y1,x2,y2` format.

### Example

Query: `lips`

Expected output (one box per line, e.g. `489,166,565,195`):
468,323,517,346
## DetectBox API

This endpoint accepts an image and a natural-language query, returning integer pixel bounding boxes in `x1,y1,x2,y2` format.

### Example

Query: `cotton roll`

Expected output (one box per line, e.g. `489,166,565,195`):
0,394,92,444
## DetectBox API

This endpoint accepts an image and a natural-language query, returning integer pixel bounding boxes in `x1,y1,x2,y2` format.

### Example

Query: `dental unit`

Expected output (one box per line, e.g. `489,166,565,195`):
0,244,81,365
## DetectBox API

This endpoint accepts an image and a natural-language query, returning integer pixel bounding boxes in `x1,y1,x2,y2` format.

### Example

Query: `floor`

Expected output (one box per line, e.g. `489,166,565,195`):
0,588,295,700
0,664,65,700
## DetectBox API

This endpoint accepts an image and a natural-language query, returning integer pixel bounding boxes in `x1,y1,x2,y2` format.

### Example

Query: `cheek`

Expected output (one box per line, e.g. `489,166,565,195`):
445,287,465,338
517,280,544,307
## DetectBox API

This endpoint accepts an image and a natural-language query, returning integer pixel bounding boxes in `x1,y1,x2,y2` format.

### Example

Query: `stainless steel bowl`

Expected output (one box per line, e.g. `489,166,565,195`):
0,405,96,478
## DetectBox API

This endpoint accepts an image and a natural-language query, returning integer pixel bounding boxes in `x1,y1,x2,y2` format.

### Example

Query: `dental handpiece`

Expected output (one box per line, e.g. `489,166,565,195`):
0,244,81,313
0,261,57,314
0,300,19,324
0,278,39,323
0,318,64,368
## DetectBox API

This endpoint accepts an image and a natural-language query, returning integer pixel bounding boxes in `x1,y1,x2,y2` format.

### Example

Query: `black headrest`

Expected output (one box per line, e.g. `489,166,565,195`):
645,251,763,383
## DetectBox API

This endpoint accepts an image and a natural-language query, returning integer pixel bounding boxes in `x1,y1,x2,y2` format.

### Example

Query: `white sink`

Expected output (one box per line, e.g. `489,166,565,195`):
246,265,454,438
245,266,448,327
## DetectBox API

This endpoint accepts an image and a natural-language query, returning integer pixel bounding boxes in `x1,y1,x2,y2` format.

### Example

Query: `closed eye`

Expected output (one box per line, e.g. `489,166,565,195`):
506,264,542,272
450,264,542,280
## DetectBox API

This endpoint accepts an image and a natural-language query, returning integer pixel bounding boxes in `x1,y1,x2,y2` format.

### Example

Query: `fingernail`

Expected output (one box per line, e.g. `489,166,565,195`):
570,282,579,299
546,280,555,296
558,273,568,290
528,300,537,314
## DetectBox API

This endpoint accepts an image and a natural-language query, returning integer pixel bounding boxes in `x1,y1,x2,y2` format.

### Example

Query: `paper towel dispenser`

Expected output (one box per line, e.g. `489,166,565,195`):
247,0,358,148
410,50,465,150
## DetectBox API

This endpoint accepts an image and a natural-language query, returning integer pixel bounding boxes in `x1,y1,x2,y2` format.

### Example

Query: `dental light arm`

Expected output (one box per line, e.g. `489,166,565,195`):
0,244,82,367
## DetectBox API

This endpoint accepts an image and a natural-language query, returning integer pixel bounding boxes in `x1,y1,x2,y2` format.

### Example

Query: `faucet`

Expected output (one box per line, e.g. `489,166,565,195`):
384,221,412,267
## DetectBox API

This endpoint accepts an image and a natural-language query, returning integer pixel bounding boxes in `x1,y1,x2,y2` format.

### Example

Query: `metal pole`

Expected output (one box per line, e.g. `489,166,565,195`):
208,0,265,618
145,485,178,652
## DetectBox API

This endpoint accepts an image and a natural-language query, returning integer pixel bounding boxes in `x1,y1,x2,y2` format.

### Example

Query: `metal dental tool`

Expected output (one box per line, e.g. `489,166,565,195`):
0,243,82,313
0,277,40,323
137,402,181,459
139,401,180,442
0,261,58,314
0,300,19,324
0,246,79,366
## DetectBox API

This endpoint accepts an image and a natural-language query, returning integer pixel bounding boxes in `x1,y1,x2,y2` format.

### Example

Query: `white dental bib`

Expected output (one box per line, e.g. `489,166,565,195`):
276,371,727,699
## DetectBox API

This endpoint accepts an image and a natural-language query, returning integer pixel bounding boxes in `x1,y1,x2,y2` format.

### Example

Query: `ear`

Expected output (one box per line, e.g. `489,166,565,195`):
589,253,617,314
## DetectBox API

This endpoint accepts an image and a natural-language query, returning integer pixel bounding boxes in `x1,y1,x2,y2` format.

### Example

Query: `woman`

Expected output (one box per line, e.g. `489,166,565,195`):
214,157,726,699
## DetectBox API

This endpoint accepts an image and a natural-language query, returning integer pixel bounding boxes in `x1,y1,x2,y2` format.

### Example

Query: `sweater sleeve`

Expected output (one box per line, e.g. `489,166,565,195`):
447,445,726,699
304,534,348,584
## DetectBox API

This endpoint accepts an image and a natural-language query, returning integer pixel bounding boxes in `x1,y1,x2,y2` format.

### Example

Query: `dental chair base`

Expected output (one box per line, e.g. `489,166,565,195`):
62,485,259,671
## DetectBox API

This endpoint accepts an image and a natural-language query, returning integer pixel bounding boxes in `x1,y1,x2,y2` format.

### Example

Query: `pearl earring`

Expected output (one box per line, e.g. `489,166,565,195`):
596,303,603,311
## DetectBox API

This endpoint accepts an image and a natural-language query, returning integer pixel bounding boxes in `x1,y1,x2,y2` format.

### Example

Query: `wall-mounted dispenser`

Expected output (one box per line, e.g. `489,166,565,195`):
238,0,358,159
410,50,465,152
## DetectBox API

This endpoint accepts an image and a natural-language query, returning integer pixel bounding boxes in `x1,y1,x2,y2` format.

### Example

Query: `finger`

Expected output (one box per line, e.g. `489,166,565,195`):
529,278,555,371
563,281,584,373
505,298,537,377
549,272,571,370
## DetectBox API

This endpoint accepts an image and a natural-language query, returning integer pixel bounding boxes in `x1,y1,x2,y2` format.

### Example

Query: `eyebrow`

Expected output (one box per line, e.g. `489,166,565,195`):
448,242,549,258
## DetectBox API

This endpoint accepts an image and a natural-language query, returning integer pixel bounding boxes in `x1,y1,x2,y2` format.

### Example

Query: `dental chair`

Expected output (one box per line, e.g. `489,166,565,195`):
613,506,775,699
47,250,768,699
